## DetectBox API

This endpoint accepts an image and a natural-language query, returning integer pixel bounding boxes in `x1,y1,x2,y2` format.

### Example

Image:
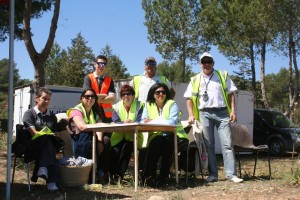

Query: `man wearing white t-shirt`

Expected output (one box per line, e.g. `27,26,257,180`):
184,52,243,183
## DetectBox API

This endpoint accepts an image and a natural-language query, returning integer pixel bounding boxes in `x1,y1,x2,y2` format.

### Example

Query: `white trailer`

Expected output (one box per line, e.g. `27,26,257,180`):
13,82,254,154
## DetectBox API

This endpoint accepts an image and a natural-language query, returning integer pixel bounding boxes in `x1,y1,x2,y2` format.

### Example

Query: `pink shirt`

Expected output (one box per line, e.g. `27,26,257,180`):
70,109,83,118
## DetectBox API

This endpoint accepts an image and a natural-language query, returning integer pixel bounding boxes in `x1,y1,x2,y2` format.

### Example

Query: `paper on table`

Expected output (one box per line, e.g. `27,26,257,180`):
147,115,170,125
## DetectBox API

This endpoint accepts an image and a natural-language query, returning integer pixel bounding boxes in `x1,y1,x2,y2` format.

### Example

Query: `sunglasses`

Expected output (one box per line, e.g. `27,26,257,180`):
201,60,213,64
146,62,156,67
154,90,166,95
121,92,132,97
96,62,107,67
83,95,96,99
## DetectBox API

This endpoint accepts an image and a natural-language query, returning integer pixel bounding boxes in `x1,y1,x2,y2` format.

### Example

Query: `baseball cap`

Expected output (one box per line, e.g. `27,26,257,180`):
200,52,214,61
144,56,156,64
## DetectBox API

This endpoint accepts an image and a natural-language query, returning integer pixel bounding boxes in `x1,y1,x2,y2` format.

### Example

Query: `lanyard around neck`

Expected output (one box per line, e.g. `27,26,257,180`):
203,70,214,92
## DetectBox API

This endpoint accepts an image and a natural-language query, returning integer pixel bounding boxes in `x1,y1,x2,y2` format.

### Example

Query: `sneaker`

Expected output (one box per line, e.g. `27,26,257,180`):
47,182,59,191
204,176,218,183
37,167,48,180
229,176,243,183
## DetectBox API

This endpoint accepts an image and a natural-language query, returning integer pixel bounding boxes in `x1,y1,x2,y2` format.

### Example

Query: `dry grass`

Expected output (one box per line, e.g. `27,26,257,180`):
1,135,300,200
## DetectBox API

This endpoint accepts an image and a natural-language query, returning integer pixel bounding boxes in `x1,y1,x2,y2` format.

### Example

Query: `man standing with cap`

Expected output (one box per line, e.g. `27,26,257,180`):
184,52,243,183
130,56,174,102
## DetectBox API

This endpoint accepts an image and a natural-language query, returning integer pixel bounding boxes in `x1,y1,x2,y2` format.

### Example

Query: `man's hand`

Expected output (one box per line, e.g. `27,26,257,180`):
188,116,195,124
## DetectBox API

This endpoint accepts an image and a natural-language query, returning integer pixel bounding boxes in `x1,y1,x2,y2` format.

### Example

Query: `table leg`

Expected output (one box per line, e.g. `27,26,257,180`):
92,131,96,184
174,132,179,184
134,128,138,192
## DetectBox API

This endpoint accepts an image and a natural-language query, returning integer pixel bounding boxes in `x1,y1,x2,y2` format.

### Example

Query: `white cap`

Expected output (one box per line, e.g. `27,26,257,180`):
200,52,214,61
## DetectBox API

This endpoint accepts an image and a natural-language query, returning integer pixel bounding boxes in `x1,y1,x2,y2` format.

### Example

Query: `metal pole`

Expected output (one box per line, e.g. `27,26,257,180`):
6,0,15,199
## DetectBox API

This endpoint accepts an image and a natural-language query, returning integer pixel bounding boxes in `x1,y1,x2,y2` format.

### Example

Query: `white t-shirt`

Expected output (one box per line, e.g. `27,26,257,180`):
130,73,171,102
183,70,237,109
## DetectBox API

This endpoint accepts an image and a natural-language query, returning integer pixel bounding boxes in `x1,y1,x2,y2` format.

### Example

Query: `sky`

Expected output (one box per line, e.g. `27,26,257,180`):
0,0,292,81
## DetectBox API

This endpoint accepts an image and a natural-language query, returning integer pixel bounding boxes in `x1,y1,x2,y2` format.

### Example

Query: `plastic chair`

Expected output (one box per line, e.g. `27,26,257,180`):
11,124,31,192
232,124,271,180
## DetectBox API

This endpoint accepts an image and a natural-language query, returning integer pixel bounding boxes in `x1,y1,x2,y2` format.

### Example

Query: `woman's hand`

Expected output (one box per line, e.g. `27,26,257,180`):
124,119,133,123
143,118,152,123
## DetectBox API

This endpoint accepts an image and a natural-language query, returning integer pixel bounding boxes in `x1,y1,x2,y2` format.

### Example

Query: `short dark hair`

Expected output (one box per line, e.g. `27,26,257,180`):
146,83,171,105
95,55,108,63
35,87,52,97
119,84,135,97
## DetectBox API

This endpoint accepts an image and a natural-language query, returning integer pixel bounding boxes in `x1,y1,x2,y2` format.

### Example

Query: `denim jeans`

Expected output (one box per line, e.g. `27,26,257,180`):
200,109,236,178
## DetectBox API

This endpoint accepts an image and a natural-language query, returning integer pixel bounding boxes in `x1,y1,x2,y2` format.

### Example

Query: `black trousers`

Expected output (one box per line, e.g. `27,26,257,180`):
110,140,133,177
143,135,174,182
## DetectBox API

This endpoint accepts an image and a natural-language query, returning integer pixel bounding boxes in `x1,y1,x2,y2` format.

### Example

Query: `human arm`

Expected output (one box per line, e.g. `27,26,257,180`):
83,75,91,89
167,103,180,125
135,104,144,123
184,82,195,124
22,110,39,136
186,98,195,124
141,104,151,123
229,93,237,122
97,79,116,104
112,109,122,124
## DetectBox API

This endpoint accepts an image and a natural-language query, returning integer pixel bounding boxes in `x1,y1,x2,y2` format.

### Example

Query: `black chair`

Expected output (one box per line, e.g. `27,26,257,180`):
184,123,205,183
232,124,271,180
11,124,31,192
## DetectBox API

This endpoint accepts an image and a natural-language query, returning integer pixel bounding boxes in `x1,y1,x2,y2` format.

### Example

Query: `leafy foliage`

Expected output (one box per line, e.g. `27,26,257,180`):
142,0,209,82
0,0,54,42
0,58,31,119
60,33,94,87
100,45,130,80
157,60,195,83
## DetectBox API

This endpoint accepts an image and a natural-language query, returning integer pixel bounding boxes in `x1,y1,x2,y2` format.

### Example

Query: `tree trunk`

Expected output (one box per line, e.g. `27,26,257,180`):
286,27,298,119
260,37,270,109
22,0,60,91
249,43,257,107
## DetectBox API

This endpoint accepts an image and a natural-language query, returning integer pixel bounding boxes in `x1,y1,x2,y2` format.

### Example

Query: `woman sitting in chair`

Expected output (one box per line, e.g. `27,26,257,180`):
23,87,63,191
110,84,143,182
141,83,188,187
67,88,111,182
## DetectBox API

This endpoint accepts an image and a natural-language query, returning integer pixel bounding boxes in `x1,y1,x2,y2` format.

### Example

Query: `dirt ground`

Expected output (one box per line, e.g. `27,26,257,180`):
1,149,300,200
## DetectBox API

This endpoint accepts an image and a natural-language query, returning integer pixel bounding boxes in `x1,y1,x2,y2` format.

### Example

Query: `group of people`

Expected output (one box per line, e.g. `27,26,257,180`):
22,52,242,191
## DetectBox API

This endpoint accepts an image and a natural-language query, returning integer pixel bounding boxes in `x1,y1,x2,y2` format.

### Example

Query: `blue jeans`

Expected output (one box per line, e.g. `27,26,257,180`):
200,109,236,178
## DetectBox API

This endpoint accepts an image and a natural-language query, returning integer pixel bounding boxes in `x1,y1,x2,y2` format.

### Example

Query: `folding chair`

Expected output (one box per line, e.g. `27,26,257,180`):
232,124,271,180
11,124,31,192
184,121,206,183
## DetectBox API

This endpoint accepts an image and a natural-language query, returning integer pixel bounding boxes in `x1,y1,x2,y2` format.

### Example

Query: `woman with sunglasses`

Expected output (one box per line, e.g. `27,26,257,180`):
141,83,188,187
110,84,144,183
67,88,111,182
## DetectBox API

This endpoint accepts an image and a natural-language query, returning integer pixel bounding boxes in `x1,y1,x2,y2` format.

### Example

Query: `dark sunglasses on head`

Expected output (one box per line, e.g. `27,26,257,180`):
146,62,156,67
201,60,213,64
154,90,166,95
83,95,96,99
121,92,132,97
96,62,107,67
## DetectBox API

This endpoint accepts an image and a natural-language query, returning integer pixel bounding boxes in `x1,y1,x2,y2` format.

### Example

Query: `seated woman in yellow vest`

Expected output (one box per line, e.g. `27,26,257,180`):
141,83,188,187
110,84,144,181
67,88,111,181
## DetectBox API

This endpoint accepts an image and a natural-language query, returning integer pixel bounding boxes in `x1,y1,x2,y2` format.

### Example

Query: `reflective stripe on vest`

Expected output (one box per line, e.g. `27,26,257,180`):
66,103,97,124
110,100,144,148
146,100,187,145
190,70,231,120
88,73,113,118
133,75,167,99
